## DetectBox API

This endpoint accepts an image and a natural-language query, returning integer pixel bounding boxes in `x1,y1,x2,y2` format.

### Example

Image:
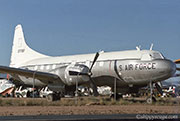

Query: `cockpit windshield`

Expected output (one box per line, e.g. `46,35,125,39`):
152,52,164,59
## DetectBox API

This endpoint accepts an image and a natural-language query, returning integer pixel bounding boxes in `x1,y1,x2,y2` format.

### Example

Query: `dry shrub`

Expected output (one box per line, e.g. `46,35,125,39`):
0,97,178,106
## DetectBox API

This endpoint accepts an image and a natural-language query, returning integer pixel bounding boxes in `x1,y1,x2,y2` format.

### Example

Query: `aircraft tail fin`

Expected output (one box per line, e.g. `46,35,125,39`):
10,24,48,67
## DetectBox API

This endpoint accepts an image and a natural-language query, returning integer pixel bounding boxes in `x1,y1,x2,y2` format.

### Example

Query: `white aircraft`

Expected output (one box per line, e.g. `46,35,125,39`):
0,78,15,97
0,24,179,101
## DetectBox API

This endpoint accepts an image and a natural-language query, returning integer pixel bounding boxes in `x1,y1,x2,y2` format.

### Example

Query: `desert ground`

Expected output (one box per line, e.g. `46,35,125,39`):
0,97,179,116
0,105,179,116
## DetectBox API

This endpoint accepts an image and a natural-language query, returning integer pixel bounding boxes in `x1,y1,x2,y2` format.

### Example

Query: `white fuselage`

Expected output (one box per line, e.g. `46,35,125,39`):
5,24,176,94
16,49,175,92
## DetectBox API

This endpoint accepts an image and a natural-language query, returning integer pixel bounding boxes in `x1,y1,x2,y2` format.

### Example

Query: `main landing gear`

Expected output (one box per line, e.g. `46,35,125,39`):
110,93,123,100
47,92,62,101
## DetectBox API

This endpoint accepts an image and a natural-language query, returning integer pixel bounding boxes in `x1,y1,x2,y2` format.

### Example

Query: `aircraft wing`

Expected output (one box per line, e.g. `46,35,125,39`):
0,66,65,85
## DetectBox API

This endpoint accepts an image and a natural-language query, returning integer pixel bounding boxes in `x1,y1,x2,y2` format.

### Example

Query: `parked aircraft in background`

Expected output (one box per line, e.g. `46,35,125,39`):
0,78,15,97
0,24,179,102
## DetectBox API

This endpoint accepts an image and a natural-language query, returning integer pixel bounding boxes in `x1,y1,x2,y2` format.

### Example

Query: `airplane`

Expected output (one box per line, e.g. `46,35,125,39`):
0,78,15,97
0,24,179,102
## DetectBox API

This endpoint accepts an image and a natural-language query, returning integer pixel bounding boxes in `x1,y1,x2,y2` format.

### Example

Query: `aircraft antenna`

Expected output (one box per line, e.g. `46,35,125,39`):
136,45,141,51
150,43,154,50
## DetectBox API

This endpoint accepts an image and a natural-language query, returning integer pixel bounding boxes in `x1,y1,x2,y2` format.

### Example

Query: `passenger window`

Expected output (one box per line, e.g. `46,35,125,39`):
34,65,38,70
99,61,104,66
46,65,50,70
52,65,56,69
40,65,44,70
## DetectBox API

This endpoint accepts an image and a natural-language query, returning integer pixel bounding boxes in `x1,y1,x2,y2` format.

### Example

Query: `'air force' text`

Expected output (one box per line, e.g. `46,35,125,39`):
119,63,156,71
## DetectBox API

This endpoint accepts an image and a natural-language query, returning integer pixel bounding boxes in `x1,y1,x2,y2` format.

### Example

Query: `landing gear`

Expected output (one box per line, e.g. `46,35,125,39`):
111,78,122,100
146,81,156,104
110,93,123,100
146,96,156,104
46,92,62,101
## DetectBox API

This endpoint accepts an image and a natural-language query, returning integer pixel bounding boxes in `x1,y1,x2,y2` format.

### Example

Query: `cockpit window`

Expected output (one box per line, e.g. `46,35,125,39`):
152,53,164,59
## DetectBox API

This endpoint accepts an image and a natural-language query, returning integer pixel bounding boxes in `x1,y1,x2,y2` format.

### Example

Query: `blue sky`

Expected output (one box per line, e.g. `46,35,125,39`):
0,0,179,82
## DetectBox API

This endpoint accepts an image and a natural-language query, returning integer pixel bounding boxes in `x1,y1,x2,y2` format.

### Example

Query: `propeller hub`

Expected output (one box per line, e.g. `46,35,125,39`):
88,72,92,76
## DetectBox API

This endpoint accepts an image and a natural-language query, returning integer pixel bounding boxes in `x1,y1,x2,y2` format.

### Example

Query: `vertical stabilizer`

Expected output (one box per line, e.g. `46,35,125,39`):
10,24,48,67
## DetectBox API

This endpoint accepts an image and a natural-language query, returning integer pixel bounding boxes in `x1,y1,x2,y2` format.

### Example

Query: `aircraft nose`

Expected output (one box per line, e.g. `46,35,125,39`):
163,59,176,76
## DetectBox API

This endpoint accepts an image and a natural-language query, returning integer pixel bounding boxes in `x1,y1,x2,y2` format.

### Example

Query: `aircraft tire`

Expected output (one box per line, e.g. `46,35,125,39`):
47,94,54,101
15,93,23,98
47,93,61,101
146,96,156,104
26,91,30,97
110,93,123,100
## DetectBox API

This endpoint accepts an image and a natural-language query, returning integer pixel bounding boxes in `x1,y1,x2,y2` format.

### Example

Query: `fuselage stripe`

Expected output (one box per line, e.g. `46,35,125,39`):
114,60,124,81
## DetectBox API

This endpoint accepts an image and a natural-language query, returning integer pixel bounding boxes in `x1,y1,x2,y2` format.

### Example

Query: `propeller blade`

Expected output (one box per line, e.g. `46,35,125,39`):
174,59,180,64
172,73,180,77
173,74,180,77
69,71,99,96
89,52,99,73
176,74,180,77
88,52,100,96
174,59,180,71
89,78,99,96
70,52,100,96
177,68,180,71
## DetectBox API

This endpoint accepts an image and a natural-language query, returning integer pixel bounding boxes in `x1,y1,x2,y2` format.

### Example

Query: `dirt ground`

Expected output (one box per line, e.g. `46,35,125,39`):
0,105,179,116
0,97,179,116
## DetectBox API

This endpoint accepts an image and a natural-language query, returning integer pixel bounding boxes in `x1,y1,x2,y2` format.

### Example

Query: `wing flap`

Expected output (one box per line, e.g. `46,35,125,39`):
0,66,64,85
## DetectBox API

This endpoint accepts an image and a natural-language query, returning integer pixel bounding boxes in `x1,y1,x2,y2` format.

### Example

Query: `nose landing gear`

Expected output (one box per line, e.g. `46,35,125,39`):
146,81,156,104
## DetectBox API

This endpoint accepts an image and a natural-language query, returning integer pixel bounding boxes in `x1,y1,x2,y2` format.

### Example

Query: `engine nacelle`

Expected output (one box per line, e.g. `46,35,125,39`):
64,64,90,86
